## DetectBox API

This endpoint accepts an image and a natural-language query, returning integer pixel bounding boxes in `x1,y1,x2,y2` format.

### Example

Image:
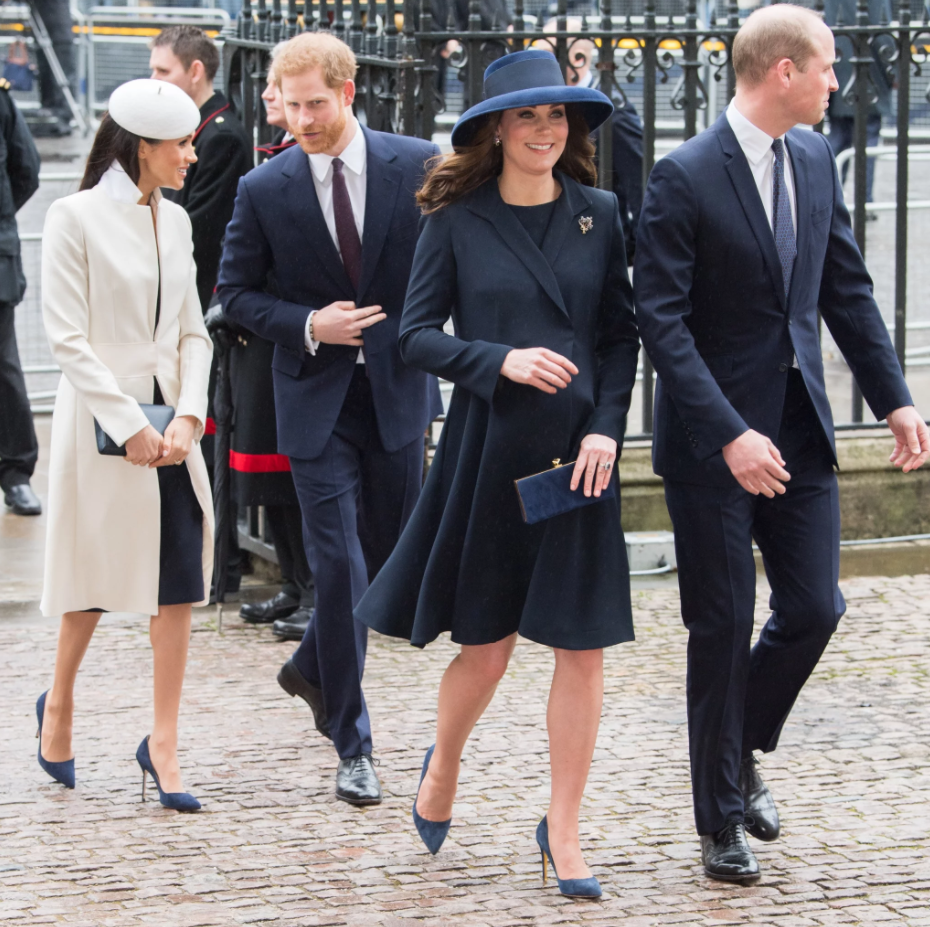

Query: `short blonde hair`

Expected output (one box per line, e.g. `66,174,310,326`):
266,40,288,83
732,4,824,88
274,32,358,89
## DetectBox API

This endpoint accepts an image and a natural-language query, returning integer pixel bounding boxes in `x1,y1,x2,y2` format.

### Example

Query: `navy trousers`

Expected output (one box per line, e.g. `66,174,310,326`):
288,367,424,759
664,372,846,835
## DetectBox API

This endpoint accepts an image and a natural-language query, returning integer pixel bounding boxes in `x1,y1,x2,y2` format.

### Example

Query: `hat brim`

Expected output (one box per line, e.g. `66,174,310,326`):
450,87,614,149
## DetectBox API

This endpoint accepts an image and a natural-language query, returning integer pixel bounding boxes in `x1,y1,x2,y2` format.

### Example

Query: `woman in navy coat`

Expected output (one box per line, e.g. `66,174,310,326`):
355,50,639,896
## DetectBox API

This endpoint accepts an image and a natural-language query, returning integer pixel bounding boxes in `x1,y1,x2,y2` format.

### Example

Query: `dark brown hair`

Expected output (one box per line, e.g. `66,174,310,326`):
151,25,220,82
416,105,597,214
80,112,159,191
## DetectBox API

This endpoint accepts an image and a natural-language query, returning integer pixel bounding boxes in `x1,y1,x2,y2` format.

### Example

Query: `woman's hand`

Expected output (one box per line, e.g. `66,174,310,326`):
501,348,579,394
124,424,164,467
150,415,198,468
571,434,618,498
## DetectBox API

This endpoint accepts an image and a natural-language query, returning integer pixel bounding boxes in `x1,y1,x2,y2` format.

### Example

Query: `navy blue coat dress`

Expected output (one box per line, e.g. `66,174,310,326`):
355,173,640,650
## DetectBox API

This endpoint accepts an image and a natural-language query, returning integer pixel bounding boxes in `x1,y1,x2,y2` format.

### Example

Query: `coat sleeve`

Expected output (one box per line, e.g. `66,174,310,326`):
816,133,912,419
217,177,315,353
398,207,514,405
582,198,640,449
633,155,750,457
41,200,150,446
2,93,40,211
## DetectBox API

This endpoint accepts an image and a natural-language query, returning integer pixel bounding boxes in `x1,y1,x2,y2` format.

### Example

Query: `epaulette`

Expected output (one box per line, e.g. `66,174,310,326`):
0,78,11,92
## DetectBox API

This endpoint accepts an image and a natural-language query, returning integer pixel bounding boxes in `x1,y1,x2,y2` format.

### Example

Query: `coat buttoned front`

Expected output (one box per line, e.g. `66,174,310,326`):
40,177,214,617
355,174,640,650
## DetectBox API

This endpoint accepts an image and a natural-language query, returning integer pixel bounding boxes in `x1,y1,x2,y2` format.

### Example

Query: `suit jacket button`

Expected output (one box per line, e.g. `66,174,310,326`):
779,363,788,372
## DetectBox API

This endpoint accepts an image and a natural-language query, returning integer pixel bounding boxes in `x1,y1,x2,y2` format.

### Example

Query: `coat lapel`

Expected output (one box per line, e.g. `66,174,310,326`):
716,115,788,312
785,132,809,311
542,173,592,271
280,148,354,295
357,128,402,302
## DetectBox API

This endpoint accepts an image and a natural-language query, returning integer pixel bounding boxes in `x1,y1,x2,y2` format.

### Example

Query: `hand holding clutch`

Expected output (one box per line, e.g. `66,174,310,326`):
571,433,618,498
514,456,617,525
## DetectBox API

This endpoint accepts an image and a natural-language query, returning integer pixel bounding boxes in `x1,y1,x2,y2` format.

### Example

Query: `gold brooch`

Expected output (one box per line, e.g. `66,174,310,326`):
579,216,593,235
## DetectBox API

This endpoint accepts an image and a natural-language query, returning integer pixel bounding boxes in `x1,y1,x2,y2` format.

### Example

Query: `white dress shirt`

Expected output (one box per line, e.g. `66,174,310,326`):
304,117,367,361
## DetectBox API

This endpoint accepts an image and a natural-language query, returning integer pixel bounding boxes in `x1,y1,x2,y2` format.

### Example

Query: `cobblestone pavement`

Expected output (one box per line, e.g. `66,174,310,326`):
1,574,929,926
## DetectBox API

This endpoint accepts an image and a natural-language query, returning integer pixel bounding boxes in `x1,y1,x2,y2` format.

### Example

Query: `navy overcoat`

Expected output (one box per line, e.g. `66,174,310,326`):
355,174,640,650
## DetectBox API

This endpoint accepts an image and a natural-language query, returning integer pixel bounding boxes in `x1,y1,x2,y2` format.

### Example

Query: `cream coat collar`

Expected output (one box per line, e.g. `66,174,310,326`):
98,161,163,206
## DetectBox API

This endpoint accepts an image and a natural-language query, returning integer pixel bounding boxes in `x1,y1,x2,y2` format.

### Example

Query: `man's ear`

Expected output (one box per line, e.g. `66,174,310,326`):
343,79,357,108
189,59,207,86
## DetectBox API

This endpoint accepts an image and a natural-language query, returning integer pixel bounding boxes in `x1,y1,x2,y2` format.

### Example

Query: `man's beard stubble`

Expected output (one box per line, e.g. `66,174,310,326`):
291,106,348,155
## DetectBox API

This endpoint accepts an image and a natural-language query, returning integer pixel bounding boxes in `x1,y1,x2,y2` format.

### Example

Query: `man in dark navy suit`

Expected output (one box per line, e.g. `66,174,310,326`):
217,32,442,805
635,5,929,882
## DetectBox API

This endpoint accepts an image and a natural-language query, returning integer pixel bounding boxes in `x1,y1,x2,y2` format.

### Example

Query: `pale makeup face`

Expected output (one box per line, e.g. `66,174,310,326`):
138,135,197,191
149,45,196,98
262,74,287,130
785,22,839,125
497,103,569,179
281,68,355,155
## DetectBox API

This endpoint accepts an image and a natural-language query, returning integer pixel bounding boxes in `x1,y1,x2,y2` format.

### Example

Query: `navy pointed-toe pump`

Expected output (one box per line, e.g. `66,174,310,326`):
536,816,602,899
36,691,75,789
136,736,201,813
412,744,451,855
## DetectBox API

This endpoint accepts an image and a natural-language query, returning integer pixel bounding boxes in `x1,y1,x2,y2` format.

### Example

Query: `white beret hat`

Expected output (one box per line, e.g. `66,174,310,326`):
108,79,200,140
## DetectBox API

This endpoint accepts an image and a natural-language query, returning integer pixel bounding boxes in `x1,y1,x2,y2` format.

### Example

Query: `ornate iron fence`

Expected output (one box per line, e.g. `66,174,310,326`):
223,0,930,436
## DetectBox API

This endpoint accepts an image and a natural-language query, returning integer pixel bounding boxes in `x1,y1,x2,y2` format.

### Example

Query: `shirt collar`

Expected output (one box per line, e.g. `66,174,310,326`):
726,101,784,167
307,117,366,183
97,160,161,206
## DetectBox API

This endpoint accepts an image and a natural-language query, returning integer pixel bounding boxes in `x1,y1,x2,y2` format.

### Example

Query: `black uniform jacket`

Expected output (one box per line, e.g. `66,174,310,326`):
164,92,252,311
0,79,40,305
355,174,641,651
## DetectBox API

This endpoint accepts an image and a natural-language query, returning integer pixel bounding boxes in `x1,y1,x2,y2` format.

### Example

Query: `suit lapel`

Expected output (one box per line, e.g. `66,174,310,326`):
280,148,354,295
785,133,809,311
717,115,788,312
357,128,402,302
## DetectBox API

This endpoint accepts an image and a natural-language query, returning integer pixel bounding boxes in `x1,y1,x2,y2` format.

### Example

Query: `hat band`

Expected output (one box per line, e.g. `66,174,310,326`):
483,56,566,99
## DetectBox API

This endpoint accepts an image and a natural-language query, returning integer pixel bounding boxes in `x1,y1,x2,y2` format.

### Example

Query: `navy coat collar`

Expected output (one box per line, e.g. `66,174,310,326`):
464,172,593,319
278,126,402,302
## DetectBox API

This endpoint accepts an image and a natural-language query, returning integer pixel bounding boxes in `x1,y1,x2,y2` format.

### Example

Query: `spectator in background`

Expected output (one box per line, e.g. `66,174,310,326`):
825,0,893,210
0,76,42,517
29,0,76,136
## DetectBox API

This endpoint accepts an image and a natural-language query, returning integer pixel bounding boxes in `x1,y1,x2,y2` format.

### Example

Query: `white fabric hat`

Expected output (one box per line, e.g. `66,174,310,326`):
108,79,200,140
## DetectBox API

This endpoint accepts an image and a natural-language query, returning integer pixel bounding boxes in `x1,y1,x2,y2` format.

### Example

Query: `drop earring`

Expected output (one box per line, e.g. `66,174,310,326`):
494,136,501,146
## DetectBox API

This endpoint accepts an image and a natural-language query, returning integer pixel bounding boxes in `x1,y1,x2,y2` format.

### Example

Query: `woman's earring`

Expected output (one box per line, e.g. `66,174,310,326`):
494,136,501,147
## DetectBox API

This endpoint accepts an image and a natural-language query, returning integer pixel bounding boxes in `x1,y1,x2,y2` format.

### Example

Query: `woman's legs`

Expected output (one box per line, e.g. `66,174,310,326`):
146,603,192,793
40,612,101,762
546,647,604,880
415,632,518,822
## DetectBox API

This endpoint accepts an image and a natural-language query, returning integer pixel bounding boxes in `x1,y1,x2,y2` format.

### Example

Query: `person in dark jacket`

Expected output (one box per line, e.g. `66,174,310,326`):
354,51,640,897
0,77,42,516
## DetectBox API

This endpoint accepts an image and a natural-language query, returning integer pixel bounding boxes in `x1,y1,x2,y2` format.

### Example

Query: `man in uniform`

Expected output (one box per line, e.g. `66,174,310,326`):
0,76,42,516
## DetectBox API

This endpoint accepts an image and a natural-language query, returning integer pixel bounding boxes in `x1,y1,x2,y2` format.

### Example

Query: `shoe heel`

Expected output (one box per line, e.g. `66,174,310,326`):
541,849,548,885
141,769,147,802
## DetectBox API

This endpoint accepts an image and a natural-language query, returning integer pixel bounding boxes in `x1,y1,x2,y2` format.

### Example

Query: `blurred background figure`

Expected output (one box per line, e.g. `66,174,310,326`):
0,76,42,517
28,0,76,137
825,0,893,211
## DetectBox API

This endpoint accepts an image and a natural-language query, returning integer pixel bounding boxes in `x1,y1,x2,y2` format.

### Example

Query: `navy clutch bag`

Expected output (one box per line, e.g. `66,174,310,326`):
94,404,175,456
514,459,616,525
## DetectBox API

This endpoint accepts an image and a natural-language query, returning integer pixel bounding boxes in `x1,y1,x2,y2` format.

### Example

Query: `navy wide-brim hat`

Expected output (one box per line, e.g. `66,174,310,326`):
450,49,614,149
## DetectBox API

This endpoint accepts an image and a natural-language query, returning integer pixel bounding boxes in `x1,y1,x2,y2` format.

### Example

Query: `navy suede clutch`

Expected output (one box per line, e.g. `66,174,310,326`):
514,459,617,525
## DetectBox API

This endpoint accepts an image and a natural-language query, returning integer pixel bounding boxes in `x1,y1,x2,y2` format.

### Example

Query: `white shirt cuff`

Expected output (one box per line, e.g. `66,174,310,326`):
304,310,320,355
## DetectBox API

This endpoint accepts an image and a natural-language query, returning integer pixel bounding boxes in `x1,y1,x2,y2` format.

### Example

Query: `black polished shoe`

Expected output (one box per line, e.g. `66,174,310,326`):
272,607,313,641
3,483,41,516
701,821,761,883
240,590,299,624
277,657,331,740
740,754,781,842
335,754,382,806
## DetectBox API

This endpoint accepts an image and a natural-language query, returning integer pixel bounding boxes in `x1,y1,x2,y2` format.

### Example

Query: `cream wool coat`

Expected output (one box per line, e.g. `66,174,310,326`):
39,165,214,617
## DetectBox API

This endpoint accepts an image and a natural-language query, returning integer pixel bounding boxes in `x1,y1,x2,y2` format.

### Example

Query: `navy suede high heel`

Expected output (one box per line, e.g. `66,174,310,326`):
36,691,75,789
412,745,451,855
535,816,602,899
135,736,201,812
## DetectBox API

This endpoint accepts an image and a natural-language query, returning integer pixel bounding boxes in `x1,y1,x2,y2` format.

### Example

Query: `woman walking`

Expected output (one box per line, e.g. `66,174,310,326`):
356,50,640,896
36,79,214,811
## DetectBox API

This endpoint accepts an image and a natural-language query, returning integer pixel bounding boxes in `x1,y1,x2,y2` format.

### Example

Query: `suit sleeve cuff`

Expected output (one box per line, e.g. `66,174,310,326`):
304,310,320,355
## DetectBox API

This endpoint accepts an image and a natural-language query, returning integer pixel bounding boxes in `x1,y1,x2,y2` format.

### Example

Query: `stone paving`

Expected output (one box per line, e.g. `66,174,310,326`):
2,573,929,926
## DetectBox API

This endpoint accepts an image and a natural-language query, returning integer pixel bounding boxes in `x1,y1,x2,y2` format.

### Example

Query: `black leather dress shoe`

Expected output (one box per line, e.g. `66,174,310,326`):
3,483,41,516
740,754,780,841
240,590,299,624
701,821,761,883
277,657,331,740
272,607,313,641
335,754,382,805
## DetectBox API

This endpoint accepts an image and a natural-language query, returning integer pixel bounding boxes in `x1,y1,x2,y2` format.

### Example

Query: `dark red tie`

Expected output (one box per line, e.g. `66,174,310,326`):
332,157,362,292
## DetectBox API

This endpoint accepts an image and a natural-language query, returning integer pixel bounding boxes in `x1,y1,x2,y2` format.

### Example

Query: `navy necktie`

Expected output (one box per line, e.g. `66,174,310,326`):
771,138,796,299
332,157,362,292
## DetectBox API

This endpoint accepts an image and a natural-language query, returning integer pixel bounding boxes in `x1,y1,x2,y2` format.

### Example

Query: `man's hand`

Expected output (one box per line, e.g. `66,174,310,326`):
500,348,579,394
312,301,386,346
887,406,930,473
722,429,791,498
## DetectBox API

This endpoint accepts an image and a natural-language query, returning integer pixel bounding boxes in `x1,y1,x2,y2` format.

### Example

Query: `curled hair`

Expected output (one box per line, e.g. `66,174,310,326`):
80,112,158,191
417,105,597,214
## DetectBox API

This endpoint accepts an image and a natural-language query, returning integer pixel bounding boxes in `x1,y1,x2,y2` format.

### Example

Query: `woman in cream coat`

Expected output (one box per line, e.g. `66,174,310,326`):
36,80,214,811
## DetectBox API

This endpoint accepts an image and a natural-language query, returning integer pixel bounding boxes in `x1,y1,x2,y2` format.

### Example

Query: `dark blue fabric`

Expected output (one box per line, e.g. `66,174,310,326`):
156,463,204,607
514,460,616,525
634,113,912,489
216,128,443,461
